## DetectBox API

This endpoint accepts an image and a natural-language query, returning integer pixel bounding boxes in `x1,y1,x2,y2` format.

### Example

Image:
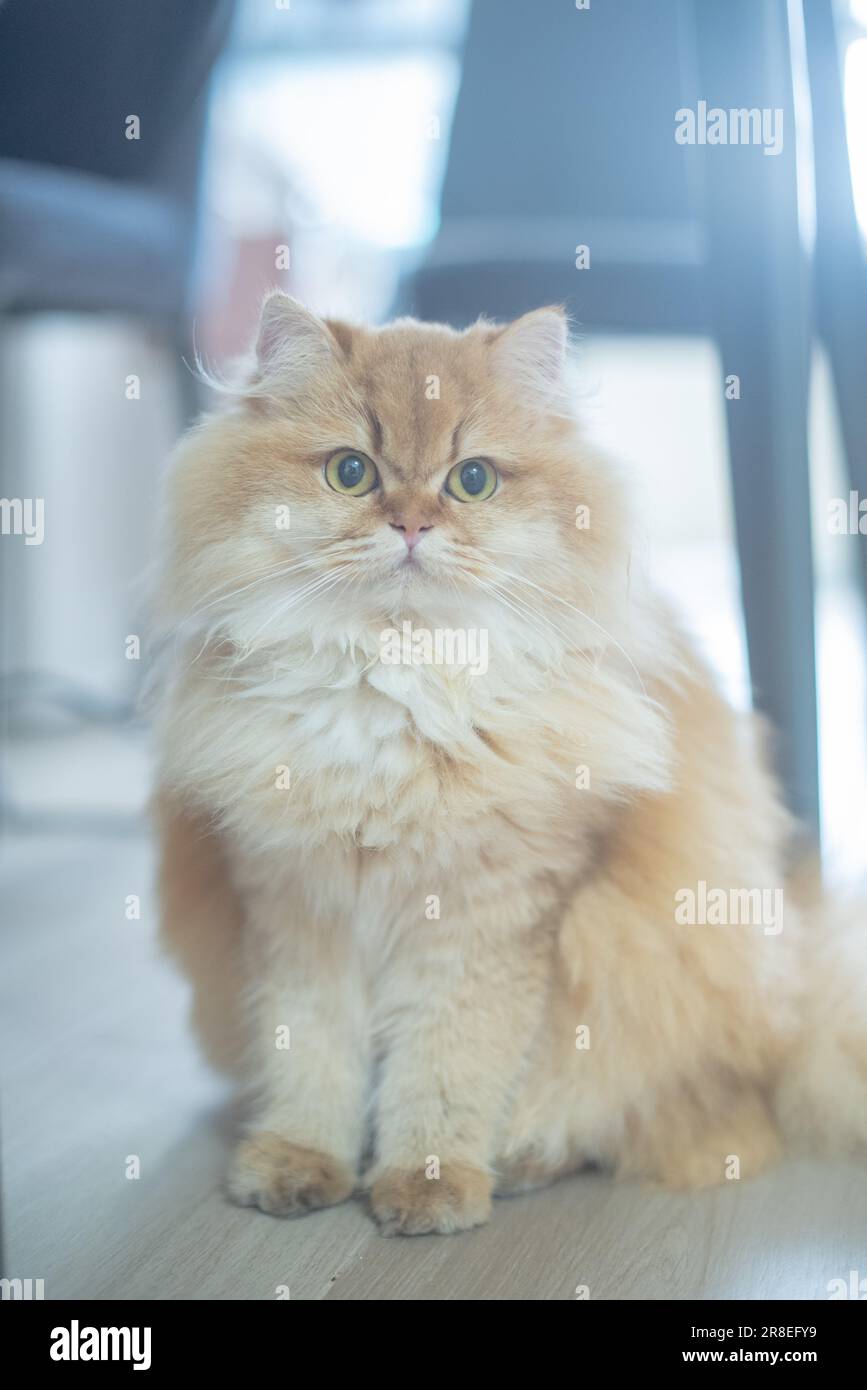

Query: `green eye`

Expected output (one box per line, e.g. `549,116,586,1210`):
325,449,379,496
445,458,498,502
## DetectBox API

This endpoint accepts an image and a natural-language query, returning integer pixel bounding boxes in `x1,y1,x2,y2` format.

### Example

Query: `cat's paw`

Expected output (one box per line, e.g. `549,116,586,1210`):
368,1162,492,1236
227,1133,355,1217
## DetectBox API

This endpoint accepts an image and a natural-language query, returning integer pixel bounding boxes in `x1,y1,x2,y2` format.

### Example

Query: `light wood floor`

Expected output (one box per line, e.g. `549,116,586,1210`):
3,829,867,1301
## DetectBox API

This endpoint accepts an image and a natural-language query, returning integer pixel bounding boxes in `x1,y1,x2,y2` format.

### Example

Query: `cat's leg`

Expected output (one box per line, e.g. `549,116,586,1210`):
492,982,611,1196
155,793,246,1076
226,880,368,1218
365,912,551,1236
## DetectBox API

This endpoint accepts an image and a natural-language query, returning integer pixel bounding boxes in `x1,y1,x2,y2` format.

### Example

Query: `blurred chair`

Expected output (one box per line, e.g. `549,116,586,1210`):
0,0,235,414
804,0,867,608
0,0,234,827
405,0,867,838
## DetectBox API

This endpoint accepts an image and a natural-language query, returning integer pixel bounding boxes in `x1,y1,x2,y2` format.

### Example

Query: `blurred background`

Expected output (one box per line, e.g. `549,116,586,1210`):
0,0,866,872
2,0,867,1302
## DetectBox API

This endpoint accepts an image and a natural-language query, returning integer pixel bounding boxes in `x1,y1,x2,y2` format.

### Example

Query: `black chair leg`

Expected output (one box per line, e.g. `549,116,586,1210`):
693,0,820,836
804,0,867,604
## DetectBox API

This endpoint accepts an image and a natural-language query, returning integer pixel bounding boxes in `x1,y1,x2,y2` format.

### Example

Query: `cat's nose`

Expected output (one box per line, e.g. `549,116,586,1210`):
390,522,433,552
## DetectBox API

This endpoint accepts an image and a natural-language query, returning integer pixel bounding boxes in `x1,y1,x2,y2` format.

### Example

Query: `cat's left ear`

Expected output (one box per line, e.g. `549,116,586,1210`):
489,306,569,404
253,291,346,396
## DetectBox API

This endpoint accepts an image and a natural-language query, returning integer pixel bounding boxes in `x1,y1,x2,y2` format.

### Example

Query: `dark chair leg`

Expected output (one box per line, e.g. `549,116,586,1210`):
692,0,820,835
804,0,867,603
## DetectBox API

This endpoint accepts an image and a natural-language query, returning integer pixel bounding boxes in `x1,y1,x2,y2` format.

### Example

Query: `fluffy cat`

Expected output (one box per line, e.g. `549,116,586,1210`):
153,293,867,1236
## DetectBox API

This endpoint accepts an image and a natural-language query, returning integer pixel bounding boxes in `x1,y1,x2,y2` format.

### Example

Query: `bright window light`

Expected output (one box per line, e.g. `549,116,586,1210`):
216,55,459,250
844,37,867,236
850,0,867,29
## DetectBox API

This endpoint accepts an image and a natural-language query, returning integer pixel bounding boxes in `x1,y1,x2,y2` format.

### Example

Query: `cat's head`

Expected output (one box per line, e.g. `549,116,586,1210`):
162,294,633,657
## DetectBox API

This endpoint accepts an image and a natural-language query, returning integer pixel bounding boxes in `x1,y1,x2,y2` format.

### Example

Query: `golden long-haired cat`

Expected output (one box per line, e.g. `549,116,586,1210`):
153,293,867,1236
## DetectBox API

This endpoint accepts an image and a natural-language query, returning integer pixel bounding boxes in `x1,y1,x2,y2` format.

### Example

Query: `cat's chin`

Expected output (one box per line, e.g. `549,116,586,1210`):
387,555,432,592
361,550,477,614
375,562,465,615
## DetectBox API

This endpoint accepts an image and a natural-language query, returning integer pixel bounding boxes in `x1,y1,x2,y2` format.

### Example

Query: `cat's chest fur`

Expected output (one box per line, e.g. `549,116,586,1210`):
170,618,663,882
227,641,526,855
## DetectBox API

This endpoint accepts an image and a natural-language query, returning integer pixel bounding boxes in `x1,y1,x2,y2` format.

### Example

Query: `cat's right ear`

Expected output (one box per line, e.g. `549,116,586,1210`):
252,291,342,398
489,306,568,398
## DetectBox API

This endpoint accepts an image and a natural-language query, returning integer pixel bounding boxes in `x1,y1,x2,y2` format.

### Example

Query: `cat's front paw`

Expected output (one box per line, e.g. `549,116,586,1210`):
227,1133,355,1217
368,1162,492,1236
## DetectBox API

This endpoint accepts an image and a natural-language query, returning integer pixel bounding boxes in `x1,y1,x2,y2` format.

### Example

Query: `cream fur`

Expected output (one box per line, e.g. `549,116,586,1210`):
152,295,867,1235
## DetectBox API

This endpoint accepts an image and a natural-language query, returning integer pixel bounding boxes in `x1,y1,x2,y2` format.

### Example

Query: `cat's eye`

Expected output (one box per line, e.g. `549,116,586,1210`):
325,449,379,497
445,458,498,503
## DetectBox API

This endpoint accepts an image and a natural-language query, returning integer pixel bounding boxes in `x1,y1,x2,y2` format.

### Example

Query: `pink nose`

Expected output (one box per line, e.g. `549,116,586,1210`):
390,523,432,551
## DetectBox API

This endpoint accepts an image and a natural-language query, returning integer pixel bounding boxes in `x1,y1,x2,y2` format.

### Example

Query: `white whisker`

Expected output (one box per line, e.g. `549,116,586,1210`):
478,562,647,696
241,564,356,648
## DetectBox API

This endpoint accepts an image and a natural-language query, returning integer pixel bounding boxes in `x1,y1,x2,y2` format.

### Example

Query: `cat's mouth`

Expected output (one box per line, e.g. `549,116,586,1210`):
391,546,430,581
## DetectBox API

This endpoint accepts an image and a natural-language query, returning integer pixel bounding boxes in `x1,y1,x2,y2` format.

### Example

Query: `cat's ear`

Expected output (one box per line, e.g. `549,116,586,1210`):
253,291,344,395
489,306,569,405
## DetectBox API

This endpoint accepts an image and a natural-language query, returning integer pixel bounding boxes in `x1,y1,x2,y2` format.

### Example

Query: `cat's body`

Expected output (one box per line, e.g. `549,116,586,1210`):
154,296,867,1234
